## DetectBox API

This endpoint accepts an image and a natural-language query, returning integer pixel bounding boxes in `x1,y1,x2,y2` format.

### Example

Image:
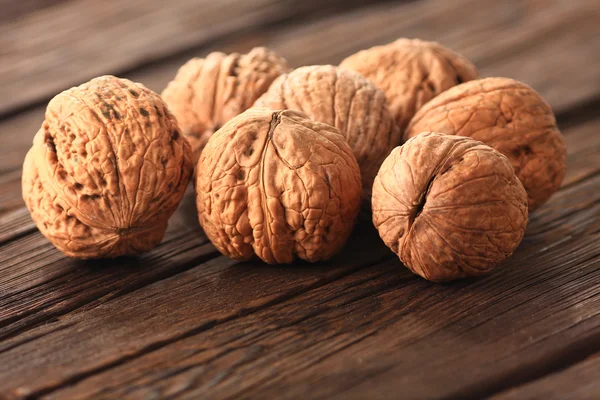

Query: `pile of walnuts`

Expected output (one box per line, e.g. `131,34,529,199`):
23,40,566,282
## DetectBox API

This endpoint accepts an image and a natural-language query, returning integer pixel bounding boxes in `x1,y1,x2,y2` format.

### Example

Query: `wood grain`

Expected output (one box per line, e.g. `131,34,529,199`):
0,170,24,217
0,0,389,117
0,191,215,339
0,220,393,398
1,115,596,338
0,208,35,244
0,115,597,397
11,182,600,399
491,353,600,400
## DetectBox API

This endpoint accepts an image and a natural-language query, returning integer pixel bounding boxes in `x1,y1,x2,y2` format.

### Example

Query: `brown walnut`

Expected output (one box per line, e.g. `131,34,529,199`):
405,77,567,210
22,76,194,259
254,65,400,204
339,38,479,132
196,108,362,264
372,132,528,282
162,47,290,162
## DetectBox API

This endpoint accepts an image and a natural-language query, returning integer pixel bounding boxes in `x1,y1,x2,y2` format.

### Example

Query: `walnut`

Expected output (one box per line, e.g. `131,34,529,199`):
372,132,528,282
253,65,400,204
196,108,362,264
405,77,567,210
22,76,194,259
339,38,479,132
162,47,290,162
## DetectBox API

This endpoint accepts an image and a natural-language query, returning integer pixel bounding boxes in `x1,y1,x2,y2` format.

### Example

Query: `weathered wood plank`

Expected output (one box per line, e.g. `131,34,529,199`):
0,191,218,339
4,38,598,396
17,185,600,399
0,121,597,397
0,115,596,340
0,120,593,399
327,260,600,400
0,208,35,244
0,108,44,176
0,221,393,398
0,170,24,217
491,353,600,400
0,0,389,116
561,119,600,189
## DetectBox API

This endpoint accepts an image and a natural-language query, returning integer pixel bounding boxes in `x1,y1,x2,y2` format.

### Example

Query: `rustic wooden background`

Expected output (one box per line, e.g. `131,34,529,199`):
1,0,599,399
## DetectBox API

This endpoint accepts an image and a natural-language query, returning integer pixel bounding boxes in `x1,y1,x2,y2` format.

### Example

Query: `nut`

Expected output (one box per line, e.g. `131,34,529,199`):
254,65,400,204
22,76,194,258
340,38,479,131
196,108,362,264
372,132,528,282
162,47,290,162
405,77,566,210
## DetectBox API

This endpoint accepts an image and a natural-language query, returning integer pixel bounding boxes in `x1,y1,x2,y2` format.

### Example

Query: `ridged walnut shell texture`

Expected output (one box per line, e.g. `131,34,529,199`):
340,38,479,132
254,65,400,203
162,47,290,162
372,133,528,282
405,77,567,210
22,76,194,259
196,108,362,264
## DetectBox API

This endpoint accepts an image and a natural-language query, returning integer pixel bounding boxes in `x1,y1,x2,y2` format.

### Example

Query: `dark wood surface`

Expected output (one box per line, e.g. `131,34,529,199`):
1,1,599,399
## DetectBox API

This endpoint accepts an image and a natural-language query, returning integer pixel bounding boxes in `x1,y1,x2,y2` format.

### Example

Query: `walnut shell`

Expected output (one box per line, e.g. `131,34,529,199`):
372,132,528,282
196,108,362,264
339,38,479,131
22,76,194,259
405,77,567,210
162,47,290,162
254,65,400,204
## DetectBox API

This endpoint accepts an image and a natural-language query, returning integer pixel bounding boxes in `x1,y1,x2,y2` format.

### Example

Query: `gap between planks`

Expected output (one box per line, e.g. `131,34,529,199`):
32,233,600,399
489,351,600,400
0,165,598,398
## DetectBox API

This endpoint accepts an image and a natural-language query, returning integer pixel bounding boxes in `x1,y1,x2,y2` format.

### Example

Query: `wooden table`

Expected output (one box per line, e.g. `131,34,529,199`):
1,1,599,398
